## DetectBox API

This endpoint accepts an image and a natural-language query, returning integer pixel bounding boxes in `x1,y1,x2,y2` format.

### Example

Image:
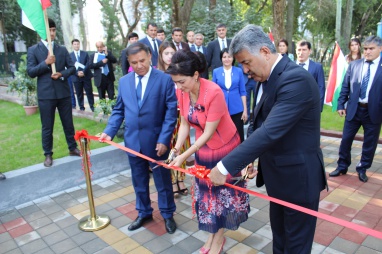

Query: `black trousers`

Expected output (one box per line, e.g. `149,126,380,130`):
38,97,77,156
98,74,115,100
230,112,244,142
73,79,95,110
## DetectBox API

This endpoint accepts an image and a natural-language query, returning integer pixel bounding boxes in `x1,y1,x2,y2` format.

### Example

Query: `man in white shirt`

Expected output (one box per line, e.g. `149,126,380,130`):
171,27,190,51
206,23,231,71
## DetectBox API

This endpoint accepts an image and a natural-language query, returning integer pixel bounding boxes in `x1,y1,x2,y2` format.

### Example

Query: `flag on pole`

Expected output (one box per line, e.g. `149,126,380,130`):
324,42,348,111
268,28,274,45
17,0,52,40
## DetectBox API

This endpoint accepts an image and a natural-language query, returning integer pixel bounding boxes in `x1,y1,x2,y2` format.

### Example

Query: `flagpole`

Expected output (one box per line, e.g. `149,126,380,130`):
43,9,56,74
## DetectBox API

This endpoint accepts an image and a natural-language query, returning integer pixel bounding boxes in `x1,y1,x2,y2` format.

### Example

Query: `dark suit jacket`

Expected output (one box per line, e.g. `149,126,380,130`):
221,55,327,204
27,41,75,100
120,47,129,76
103,68,177,159
307,60,325,111
139,37,162,66
70,50,93,82
206,38,231,70
173,41,190,51
338,58,382,124
88,50,117,87
191,45,209,79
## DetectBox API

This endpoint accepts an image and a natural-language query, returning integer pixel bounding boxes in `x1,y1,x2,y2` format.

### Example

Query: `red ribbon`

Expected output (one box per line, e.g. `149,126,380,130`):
73,130,382,241
74,129,89,141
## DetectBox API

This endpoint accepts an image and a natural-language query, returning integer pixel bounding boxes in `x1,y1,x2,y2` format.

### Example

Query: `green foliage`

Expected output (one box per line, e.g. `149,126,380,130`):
98,0,123,53
8,55,37,106
94,99,116,117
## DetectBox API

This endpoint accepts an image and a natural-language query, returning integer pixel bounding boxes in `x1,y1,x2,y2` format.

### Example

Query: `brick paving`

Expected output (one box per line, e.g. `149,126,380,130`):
1,136,382,253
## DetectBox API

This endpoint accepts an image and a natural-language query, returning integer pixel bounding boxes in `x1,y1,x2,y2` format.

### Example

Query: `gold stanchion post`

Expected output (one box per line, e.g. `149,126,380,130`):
78,138,110,231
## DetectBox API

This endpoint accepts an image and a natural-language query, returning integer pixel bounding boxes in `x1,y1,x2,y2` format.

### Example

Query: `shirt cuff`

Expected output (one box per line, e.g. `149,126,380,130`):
217,161,229,175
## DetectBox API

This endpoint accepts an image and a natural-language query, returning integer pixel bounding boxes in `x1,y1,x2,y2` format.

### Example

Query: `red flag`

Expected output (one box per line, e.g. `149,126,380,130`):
268,28,274,45
41,0,52,10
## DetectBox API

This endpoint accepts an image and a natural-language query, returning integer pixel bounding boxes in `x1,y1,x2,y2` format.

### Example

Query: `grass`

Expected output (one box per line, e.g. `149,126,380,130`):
0,100,123,172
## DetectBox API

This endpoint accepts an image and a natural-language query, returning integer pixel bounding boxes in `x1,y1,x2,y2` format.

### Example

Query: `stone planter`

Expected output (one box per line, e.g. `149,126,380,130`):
23,105,39,115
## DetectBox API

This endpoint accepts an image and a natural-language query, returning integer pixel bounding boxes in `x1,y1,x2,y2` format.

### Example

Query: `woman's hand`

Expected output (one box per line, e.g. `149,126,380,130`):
241,110,248,123
168,153,186,168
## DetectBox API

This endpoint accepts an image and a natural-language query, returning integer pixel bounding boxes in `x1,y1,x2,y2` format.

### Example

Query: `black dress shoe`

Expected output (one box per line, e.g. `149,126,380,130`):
69,148,81,156
329,168,347,177
128,216,153,231
0,172,6,180
44,155,53,167
358,172,368,182
164,217,176,234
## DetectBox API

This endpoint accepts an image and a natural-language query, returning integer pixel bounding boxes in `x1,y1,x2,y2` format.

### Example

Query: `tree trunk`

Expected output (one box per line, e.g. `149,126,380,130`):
272,0,286,46
120,0,142,48
59,0,73,51
285,0,295,49
341,0,353,50
354,7,372,37
335,0,342,47
171,0,196,33
77,0,88,50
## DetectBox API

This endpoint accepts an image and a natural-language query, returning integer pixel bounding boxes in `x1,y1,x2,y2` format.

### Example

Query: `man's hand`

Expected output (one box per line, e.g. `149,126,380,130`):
99,133,112,142
245,163,258,179
102,58,108,64
78,71,84,78
208,166,227,186
51,72,62,80
45,53,55,65
337,109,346,117
156,143,168,157
103,46,108,55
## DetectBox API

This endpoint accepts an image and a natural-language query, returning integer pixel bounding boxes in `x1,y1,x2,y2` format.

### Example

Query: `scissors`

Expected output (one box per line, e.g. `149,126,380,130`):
151,148,177,170
231,165,250,186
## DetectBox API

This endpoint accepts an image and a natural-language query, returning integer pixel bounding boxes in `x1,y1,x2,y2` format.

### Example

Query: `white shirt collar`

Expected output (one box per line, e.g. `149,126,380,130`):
41,40,54,48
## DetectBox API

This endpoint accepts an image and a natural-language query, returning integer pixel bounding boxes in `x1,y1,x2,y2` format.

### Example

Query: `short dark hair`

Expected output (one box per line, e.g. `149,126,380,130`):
166,50,206,77
219,48,235,65
146,22,157,29
126,42,151,58
128,32,139,40
216,23,226,30
278,38,289,47
297,40,311,50
71,39,80,44
157,29,165,34
172,27,183,35
48,18,56,28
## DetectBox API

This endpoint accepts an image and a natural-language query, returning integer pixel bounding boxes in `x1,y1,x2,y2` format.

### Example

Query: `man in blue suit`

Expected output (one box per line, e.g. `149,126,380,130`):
99,42,178,234
138,23,162,67
209,25,327,253
70,39,94,111
191,33,209,79
329,36,382,183
296,40,325,111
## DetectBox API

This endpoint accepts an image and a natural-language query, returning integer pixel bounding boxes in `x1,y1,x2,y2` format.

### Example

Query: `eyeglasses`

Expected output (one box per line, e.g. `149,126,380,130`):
194,104,205,112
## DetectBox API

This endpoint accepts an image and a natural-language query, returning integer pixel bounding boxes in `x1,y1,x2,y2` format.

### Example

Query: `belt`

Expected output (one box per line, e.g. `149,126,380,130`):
358,102,368,108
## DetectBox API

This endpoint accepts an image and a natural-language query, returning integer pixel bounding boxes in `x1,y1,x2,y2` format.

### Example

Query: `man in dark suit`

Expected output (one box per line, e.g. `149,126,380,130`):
329,36,382,183
296,40,326,111
138,23,161,67
171,27,190,51
120,32,139,76
99,42,178,234
27,19,80,167
191,33,208,79
88,41,117,100
186,30,196,51
157,28,166,42
70,39,94,111
206,23,231,71
209,25,327,253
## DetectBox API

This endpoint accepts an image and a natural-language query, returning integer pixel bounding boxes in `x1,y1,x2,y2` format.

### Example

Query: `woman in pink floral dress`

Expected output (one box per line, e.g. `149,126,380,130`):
167,51,249,254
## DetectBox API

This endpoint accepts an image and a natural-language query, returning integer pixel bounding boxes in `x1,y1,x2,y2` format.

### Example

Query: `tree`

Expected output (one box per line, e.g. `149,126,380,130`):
171,0,196,32
272,0,286,45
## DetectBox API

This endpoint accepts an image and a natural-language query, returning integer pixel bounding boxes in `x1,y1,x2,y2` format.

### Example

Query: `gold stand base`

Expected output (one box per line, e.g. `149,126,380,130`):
78,214,111,232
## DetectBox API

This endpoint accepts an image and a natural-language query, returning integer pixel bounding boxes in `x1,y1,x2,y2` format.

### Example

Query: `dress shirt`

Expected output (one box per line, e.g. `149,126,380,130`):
196,45,204,53
217,54,283,175
41,40,54,49
135,67,152,101
73,50,80,62
224,67,232,89
150,37,159,52
296,59,309,71
173,40,182,50
219,37,227,50
359,56,380,103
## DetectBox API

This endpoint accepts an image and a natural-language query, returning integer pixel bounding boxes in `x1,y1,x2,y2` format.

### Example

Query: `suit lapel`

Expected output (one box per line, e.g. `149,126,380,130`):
141,69,157,107
370,59,382,89
129,73,139,108
38,42,48,56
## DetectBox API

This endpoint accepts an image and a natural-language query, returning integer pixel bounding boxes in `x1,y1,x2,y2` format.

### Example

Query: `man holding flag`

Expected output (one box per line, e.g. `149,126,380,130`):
26,18,79,167
329,36,382,183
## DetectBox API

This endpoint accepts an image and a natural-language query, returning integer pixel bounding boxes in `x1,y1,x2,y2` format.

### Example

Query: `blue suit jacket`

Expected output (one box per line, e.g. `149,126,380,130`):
70,50,93,82
307,60,325,111
212,66,246,115
338,58,382,124
191,45,209,79
221,55,327,204
103,68,177,159
139,37,162,67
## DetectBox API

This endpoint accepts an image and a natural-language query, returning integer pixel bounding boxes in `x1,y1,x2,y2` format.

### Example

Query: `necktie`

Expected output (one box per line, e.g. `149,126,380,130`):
76,52,80,62
136,75,143,107
360,61,373,99
176,43,180,51
298,63,305,67
221,39,226,50
197,46,201,52
103,62,109,76
152,39,158,54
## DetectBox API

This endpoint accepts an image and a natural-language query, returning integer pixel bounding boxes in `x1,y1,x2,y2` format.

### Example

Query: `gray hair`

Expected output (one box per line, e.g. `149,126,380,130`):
194,33,204,40
229,25,277,56
363,35,382,47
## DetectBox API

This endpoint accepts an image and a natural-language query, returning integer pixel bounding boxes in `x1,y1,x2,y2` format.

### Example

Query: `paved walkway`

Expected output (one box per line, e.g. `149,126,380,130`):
1,136,382,254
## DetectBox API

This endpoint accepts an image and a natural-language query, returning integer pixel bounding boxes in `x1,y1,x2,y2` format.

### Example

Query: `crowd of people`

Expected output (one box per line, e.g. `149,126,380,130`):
2,15,382,254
